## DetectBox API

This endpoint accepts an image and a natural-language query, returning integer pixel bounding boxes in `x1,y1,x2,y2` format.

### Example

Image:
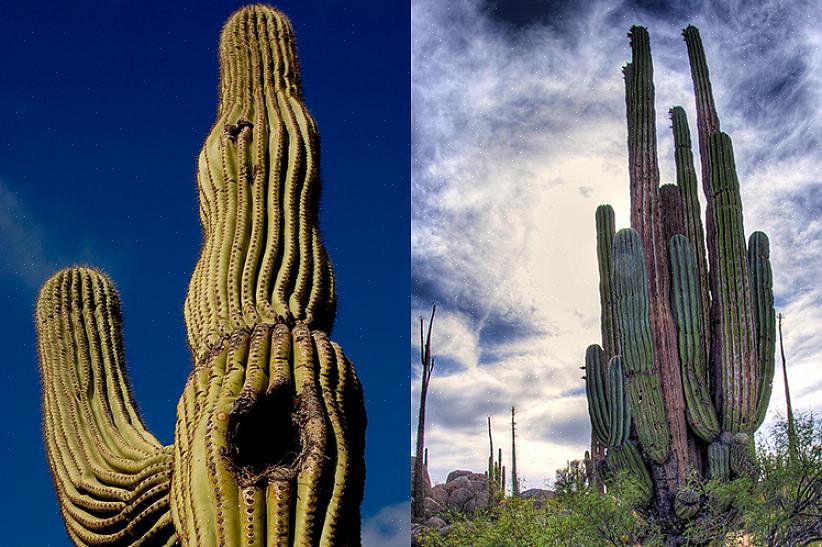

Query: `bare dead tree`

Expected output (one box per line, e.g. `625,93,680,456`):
779,313,797,459
412,304,436,521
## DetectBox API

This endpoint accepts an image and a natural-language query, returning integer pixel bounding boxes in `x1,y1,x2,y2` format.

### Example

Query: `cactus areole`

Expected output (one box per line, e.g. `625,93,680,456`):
583,25,775,535
35,5,366,546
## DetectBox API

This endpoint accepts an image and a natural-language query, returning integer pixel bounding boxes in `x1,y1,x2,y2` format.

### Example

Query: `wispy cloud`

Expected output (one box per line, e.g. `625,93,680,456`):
0,178,121,292
362,501,410,547
412,0,822,490
0,178,60,288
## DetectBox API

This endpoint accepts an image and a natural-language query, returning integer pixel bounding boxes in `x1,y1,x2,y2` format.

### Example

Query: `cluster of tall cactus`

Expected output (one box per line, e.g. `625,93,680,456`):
583,25,775,530
35,5,366,546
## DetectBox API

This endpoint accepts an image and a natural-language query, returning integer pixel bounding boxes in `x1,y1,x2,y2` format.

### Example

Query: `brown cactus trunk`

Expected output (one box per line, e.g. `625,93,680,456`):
625,28,691,507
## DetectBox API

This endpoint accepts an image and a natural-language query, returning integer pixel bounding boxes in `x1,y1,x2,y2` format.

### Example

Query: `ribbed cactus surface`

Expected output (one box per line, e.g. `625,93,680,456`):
582,24,776,532
36,5,366,546
37,268,177,546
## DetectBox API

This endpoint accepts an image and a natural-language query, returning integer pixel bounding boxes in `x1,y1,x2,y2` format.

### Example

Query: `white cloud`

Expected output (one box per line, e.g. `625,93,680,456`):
412,0,822,491
362,501,410,547
0,178,57,287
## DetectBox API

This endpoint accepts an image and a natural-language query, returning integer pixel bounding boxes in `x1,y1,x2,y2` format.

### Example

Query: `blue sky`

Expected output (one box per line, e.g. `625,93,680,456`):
412,0,821,491
1,1,408,545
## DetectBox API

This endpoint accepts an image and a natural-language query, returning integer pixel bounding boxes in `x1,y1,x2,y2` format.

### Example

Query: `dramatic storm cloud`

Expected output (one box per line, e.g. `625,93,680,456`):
412,0,821,491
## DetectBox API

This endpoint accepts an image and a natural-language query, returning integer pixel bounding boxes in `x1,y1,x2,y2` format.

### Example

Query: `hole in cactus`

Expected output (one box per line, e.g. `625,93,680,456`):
226,383,301,479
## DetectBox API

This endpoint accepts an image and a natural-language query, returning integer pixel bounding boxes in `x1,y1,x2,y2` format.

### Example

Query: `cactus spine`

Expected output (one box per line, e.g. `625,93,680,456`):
583,25,776,530
36,6,366,546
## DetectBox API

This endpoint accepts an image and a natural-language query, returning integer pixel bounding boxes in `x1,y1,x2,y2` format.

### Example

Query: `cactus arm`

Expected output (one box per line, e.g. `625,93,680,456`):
612,228,669,463
608,442,653,504
668,235,721,442
708,132,758,433
748,232,775,428
36,268,178,547
596,205,619,359
670,106,712,364
606,356,632,449
584,344,611,446
683,26,720,203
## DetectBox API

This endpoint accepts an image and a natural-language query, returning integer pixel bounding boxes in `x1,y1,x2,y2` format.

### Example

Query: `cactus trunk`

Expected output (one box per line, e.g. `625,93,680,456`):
625,28,691,499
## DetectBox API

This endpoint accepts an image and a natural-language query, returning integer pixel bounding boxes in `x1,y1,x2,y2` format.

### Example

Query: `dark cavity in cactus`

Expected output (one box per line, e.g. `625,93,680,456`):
35,5,366,546
582,24,775,534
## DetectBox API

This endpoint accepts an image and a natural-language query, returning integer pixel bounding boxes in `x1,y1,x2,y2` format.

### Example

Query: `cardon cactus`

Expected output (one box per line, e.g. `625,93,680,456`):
35,5,365,546
583,25,775,533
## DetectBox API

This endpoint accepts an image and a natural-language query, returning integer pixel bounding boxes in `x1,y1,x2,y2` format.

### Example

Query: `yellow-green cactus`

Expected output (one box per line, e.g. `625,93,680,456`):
36,5,365,546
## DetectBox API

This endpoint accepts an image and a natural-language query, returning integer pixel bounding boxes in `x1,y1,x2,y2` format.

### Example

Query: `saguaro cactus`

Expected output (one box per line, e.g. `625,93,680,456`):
35,5,366,546
583,25,775,534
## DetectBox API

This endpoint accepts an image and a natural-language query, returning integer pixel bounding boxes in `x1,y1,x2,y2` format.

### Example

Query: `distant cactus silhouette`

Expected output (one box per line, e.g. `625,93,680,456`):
36,5,365,546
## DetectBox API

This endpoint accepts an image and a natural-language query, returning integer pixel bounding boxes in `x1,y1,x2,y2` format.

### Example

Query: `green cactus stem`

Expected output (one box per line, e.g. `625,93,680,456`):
608,442,653,504
185,5,336,359
612,228,669,463
683,26,720,202
584,349,630,450
748,232,775,428
584,344,610,447
36,6,366,546
670,106,711,366
668,235,720,442
607,356,632,449
708,442,730,482
596,205,619,359
593,204,618,490
707,131,758,434
36,268,177,546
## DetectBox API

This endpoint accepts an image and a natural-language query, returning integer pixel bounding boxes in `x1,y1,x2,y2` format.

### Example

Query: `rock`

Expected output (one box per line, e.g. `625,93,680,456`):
423,497,444,516
466,478,487,492
431,484,448,504
447,486,473,509
520,488,555,500
446,469,475,483
463,489,490,512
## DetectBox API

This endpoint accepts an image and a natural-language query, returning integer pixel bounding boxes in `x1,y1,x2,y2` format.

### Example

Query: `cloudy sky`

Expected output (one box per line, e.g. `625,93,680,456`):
412,0,821,492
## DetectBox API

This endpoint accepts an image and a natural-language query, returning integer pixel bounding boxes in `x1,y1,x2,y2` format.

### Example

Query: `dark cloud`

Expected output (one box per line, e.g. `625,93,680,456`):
533,409,592,448
480,0,577,30
428,384,513,430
